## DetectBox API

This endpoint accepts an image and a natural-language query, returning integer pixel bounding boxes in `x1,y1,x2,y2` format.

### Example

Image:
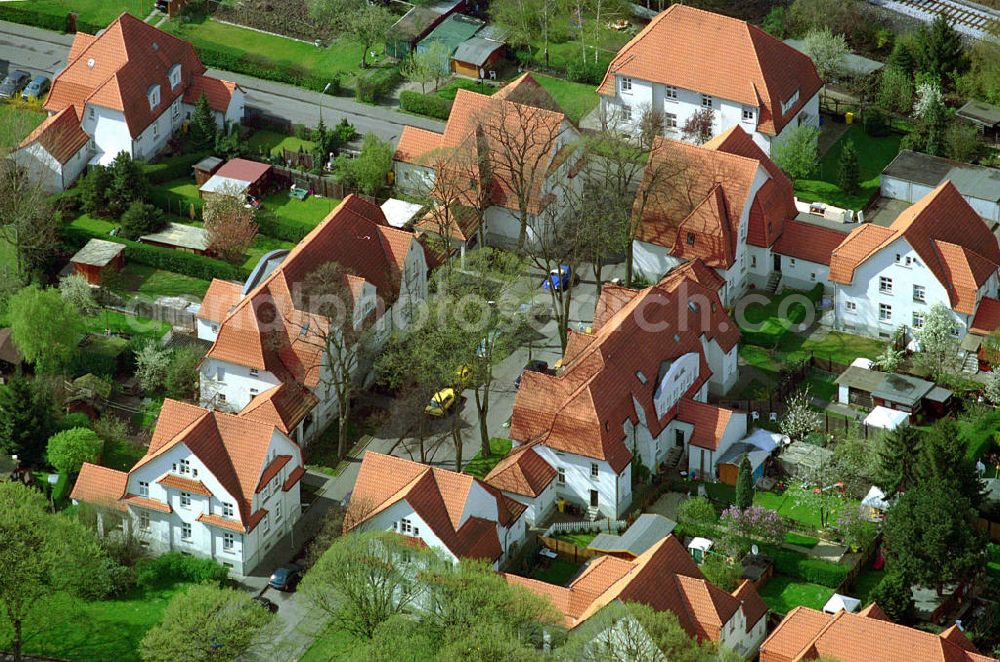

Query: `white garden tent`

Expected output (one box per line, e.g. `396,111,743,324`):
863,406,910,430
823,594,861,614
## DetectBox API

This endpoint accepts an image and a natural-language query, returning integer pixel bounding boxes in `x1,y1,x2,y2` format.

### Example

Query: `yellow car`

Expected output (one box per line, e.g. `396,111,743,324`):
425,388,457,417
454,365,472,387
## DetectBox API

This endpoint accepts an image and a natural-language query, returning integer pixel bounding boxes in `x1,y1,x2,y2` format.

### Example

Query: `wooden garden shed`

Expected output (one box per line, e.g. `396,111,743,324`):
70,239,125,285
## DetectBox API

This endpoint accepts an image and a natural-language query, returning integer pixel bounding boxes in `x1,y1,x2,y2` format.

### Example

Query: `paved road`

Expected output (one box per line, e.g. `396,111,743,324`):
0,20,444,144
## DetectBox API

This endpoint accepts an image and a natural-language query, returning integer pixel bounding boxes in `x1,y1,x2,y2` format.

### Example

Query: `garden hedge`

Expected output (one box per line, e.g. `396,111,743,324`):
61,224,249,282
763,545,849,588
0,6,101,34
399,91,453,120
135,553,229,589
193,43,339,94
256,212,313,244
143,151,212,185
355,68,402,104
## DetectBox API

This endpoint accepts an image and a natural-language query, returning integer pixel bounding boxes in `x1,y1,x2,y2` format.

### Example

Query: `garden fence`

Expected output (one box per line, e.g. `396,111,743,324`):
542,519,626,537
537,534,603,564
272,165,347,199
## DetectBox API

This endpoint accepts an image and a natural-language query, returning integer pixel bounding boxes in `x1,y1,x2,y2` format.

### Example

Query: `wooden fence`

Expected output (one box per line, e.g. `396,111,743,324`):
976,517,1000,543
537,534,603,564
272,165,346,199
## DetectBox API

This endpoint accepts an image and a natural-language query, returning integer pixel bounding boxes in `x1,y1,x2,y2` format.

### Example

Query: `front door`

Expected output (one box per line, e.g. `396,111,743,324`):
590,490,599,508
675,429,685,447
773,253,782,272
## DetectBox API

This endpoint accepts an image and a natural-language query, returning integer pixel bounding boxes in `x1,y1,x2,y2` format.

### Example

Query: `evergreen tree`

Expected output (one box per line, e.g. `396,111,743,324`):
874,425,922,494
0,376,56,466
189,94,218,150
867,572,913,622
917,419,986,509
105,152,149,218
887,37,916,74
838,139,860,195
735,454,754,511
915,14,968,88
79,165,112,216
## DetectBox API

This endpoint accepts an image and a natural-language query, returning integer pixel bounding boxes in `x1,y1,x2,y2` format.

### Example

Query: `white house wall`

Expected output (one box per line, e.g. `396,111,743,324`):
775,254,829,292
532,444,631,518
767,90,821,155
84,105,131,165
199,357,282,411
393,162,435,196
502,481,556,527
11,142,88,192
362,499,458,564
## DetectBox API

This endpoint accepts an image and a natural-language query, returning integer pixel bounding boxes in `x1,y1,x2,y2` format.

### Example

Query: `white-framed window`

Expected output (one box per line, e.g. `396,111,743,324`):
590,463,599,478
275,501,282,522
879,303,892,322
620,76,632,93
147,84,161,110
701,94,713,108
664,85,677,99
557,467,566,485
742,107,755,121
810,272,816,281
218,393,226,403
168,63,182,89
664,112,677,128
894,254,901,263
181,523,192,540
912,312,925,328
88,106,95,120
249,367,259,376
621,104,632,121
845,301,857,312
180,492,191,508
879,277,893,294
179,459,191,475
262,514,270,533
913,285,926,302
172,103,179,119
789,258,796,266
952,326,962,337
139,511,150,531
223,532,235,551
222,502,234,518
152,122,159,138
139,480,149,497
781,89,800,115
400,518,413,534
906,256,916,266
751,255,757,268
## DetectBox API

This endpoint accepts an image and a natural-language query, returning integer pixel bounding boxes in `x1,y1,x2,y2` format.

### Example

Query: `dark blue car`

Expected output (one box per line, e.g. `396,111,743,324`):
268,563,302,592
542,265,576,291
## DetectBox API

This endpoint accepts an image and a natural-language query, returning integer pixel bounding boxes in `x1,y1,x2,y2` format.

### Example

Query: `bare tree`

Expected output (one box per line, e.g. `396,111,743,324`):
681,107,716,144
203,185,259,264
0,160,59,282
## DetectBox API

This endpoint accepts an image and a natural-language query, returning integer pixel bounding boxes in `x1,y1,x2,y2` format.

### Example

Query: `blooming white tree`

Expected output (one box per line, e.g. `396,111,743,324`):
802,29,848,81
912,82,944,122
985,371,1000,405
914,303,959,380
135,340,171,393
58,273,98,315
780,387,822,442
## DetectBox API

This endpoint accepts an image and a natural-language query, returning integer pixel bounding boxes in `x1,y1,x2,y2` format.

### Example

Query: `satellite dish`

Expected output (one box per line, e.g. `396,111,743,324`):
751,544,759,556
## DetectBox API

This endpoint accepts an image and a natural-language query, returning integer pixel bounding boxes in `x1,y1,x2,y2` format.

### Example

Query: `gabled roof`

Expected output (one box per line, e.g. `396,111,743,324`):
505,535,765,640
182,74,240,113
761,605,994,662
677,398,738,450
597,4,823,137
971,296,1000,335
511,262,739,472
483,439,557,497
70,462,128,511
773,219,849,266
196,279,243,324
205,195,417,380
347,452,527,562
239,382,318,435
16,106,90,164
829,181,1000,315
45,13,216,138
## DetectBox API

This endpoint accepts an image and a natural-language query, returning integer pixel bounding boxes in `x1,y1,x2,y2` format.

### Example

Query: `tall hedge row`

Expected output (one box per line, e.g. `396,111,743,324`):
193,43,340,94
399,91,453,120
143,151,212,185
0,6,103,34
763,544,849,588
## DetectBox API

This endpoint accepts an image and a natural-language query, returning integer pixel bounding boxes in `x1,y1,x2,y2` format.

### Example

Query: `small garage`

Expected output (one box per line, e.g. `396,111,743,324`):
417,14,484,72
881,149,1000,222
70,239,125,285
715,429,782,486
199,158,273,203
452,27,507,79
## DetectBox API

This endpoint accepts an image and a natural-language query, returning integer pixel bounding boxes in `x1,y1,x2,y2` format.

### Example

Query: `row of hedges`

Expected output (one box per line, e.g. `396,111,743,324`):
143,151,212,185
135,552,229,589
194,43,341,94
0,5,103,35
763,544,849,588
257,212,312,244
400,90,453,120
355,67,402,104
61,223,249,282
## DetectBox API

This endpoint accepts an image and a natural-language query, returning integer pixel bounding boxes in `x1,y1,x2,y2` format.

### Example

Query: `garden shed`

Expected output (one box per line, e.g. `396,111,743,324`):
192,155,224,186
0,328,23,376
385,0,464,59
587,514,676,559
715,429,784,486
70,238,125,285
956,99,1000,140
452,27,507,78
778,442,833,479
881,150,1000,222
139,222,211,255
863,406,909,430
199,158,273,201
417,14,484,65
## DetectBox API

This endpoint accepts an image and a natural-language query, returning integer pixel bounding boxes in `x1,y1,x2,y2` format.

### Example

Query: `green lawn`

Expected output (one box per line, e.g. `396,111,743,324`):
1,583,190,662
162,17,384,84
988,544,1000,586
153,178,201,203
69,213,117,236
241,234,295,272
464,437,513,478
794,124,903,210
530,558,581,586
803,372,838,403
754,485,855,530
246,130,315,157
851,565,885,604
534,74,600,124
83,310,171,339
434,79,494,101
262,192,340,228
301,626,360,662
113,263,210,300
0,102,46,151
783,531,820,548
553,531,597,548
958,409,1000,461
758,575,834,615
0,0,147,30
784,331,886,366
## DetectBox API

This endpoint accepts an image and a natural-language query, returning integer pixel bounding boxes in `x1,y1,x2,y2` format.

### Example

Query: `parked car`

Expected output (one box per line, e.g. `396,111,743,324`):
268,564,302,592
20,75,50,102
542,265,577,291
476,330,503,358
252,595,279,613
515,360,549,389
0,70,31,99
425,388,457,417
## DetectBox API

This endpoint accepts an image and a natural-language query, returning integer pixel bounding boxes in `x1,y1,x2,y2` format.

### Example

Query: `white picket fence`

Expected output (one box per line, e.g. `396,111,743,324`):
543,519,627,538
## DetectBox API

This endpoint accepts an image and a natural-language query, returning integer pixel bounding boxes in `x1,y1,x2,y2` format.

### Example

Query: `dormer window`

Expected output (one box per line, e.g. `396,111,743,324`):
168,64,182,89
147,84,161,110
686,232,696,245
178,458,190,475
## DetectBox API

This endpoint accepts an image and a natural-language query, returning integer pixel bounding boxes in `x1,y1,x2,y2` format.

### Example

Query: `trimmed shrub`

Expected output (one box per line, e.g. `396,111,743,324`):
143,151,212,185
764,544,849,588
0,5,68,32
256,212,312,244
135,552,229,588
400,90,453,120
193,44,338,94
120,201,167,240
566,59,605,85
61,412,93,431
355,68,402,104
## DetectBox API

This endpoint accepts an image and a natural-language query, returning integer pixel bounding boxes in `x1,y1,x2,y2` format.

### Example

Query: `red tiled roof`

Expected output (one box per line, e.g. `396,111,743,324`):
239,382,317,435
197,512,247,533
829,182,1000,315
677,398,739,451
971,297,1000,335
45,13,229,139
212,158,271,184
761,606,994,662
772,219,849,266
483,440,556,497
183,74,240,113
597,4,823,137
157,473,213,496
733,579,768,633
347,452,526,562
394,125,444,163
71,463,128,510
283,465,306,491
196,278,243,323
505,535,765,639
511,262,739,472
123,494,172,513
16,106,90,164
255,454,292,493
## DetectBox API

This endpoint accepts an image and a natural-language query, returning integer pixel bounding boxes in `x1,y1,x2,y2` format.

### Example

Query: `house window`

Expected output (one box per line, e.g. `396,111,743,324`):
215,366,225,381
180,492,191,508
895,254,901,263
686,232,696,245
275,501,282,523
621,76,632,93
222,502,234,518
400,518,413,534
913,285,926,302
557,467,566,485
906,256,916,266
139,511,150,531
223,533,234,551
845,301,857,312
168,63,182,89
751,255,757,268
152,122,159,139
781,89,800,115
742,107,755,121
179,459,190,475
249,367,259,376
139,481,149,497
262,514,270,533
218,393,226,403
172,103,179,119
912,312,925,328
621,104,632,121
147,84,160,110
789,258,796,266
181,523,192,540
664,85,677,99
664,112,677,128
88,106,95,120
701,94,713,108
952,326,962,337
810,272,816,281
879,303,892,322
590,463,599,478
879,277,893,294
